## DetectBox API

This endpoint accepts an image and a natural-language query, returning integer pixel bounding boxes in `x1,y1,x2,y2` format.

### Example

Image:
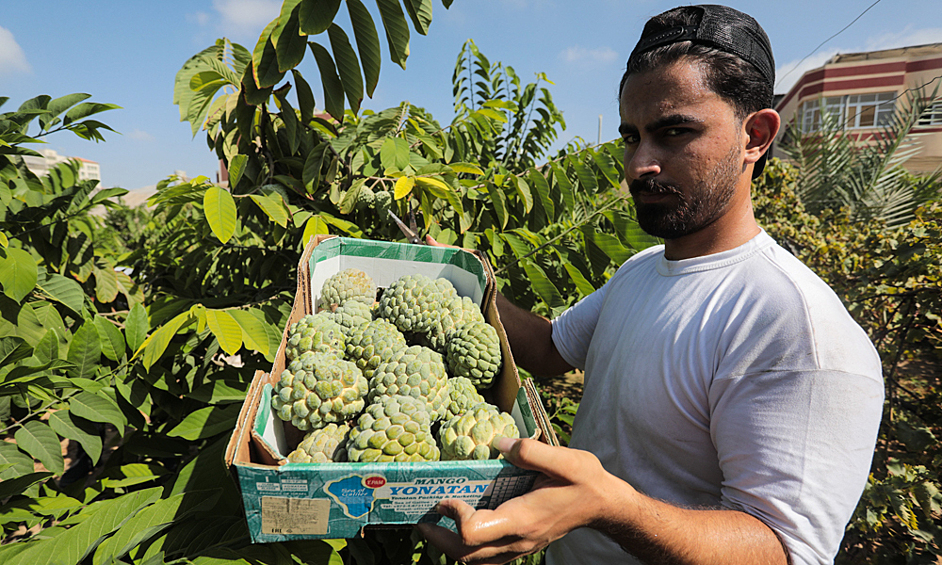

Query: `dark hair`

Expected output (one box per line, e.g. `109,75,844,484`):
620,7,772,120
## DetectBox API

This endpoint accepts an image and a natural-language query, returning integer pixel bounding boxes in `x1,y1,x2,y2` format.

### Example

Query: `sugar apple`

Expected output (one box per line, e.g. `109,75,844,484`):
368,345,449,422
327,300,374,338
284,314,346,362
345,318,408,379
377,274,457,335
287,422,350,463
320,268,376,309
355,185,375,212
422,295,486,353
439,403,519,461
347,395,440,462
442,377,487,421
271,353,368,431
444,320,502,389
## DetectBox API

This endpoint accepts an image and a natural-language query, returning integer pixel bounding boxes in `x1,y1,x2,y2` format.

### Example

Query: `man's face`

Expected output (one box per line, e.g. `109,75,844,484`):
619,59,748,240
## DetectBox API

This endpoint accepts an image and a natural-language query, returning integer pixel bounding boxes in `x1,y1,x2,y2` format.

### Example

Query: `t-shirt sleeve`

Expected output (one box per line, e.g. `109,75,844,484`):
550,283,608,370
709,368,884,564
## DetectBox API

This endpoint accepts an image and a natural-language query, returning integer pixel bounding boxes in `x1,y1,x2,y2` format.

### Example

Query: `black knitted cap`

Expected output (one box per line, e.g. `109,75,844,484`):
627,5,775,178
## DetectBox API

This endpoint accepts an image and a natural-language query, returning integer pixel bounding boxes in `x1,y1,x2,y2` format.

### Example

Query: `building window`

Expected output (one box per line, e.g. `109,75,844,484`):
799,91,897,132
918,101,942,126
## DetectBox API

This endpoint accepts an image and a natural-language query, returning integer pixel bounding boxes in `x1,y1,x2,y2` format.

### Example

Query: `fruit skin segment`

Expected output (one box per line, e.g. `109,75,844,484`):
345,318,408,379
285,314,346,362
347,395,440,462
439,403,520,461
368,345,449,422
442,376,486,421
445,319,502,390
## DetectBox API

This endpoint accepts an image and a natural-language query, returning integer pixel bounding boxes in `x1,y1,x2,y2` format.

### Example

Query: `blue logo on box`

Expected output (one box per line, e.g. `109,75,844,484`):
325,476,376,519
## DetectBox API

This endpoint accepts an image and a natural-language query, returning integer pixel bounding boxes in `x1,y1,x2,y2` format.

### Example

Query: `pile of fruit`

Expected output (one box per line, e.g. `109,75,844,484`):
272,268,518,464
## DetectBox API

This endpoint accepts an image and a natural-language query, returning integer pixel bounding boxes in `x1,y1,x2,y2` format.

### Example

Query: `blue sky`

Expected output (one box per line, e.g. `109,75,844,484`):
3,0,941,190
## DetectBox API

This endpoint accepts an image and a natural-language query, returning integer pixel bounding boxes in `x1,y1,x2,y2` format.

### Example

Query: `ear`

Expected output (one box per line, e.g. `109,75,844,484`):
742,109,781,167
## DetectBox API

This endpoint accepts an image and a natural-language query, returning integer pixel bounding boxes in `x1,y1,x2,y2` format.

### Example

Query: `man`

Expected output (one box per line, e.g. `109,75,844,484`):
419,5,884,565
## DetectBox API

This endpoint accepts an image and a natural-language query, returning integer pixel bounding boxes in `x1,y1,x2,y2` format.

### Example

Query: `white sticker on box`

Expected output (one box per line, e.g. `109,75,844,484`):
261,496,330,536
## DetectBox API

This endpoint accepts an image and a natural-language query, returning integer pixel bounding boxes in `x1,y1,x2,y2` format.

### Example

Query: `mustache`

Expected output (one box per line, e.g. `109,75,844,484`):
629,178,682,196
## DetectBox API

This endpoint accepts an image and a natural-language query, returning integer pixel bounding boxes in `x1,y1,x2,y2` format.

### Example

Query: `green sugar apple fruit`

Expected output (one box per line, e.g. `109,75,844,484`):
347,395,440,462
377,274,457,335
284,314,346,362
444,320,502,389
287,422,350,463
345,318,408,379
422,295,486,353
327,300,374,338
368,345,449,421
320,268,376,309
442,376,487,422
271,353,368,431
439,403,519,461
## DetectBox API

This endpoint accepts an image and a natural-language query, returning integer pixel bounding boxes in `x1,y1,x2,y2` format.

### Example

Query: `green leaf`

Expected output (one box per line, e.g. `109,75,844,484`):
167,404,241,441
394,176,415,199
511,176,533,213
11,487,162,565
252,18,286,89
403,0,433,35
592,149,622,188
15,420,64,475
303,215,331,246
308,41,345,121
249,193,289,227
190,380,249,404
0,247,38,302
67,323,102,380
229,309,272,356
205,309,243,356
520,259,564,309
0,335,32,366
203,185,237,244
328,24,364,113
298,0,342,35
92,263,120,304
0,471,53,499
32,329,58,363
376,0,411,70
49,410,103,465
292,69,317,122
70,391,127,436
125,303,149,353
92,316,125,362
35,272,85,316
100,463,168,489
227,154,248,189
62,101,121,125
273,4,307,73
346,0,382,97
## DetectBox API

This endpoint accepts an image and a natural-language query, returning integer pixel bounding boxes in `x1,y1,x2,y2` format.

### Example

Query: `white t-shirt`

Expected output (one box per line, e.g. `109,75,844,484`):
545,230,883,565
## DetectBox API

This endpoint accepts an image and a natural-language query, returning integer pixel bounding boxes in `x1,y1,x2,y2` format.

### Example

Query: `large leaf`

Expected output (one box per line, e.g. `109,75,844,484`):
376,0,411,70
403,0,433,35
70,391,127,436
346,0,382,97
0,247,38,302
205,309,243,356
0,471,53,500
48,410,103,465
35,272,85,316
273,4,307,73
249,193,290,227
298,0,342,35
308,42,345,121
227,154,248,189
66,322,102,380
203,185,237,244
92,316,126,362
229,309,272,356
167,404,241,441
328,24,364,113
14,420,64,475
92,263,120,304
10,487,162,565
252,18,286,89
125,303,149,353
0,335,32,367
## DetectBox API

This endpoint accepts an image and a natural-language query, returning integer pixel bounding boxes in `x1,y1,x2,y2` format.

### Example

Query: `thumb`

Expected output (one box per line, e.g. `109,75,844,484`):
435,497,477,524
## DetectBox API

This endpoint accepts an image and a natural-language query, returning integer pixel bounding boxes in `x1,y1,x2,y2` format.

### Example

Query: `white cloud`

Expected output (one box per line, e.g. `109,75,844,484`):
127,129,155,142
212,0,281,36
0,26,30,76
864,26,942,52
187,11,211,27
774,49,838,95
560,46,619,65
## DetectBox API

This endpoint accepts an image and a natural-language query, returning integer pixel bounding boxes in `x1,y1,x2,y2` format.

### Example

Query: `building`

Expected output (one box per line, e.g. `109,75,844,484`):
21,149,102,183
773,43,942,173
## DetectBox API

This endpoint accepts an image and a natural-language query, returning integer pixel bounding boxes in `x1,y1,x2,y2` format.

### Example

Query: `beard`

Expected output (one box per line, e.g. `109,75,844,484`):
629,144,742,240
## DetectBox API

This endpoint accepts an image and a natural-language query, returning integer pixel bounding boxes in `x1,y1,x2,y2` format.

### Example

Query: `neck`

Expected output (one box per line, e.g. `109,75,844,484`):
662,195,760,261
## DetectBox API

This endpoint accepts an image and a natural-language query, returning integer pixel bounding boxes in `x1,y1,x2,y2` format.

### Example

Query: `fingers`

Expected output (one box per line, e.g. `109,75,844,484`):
496,438,599,482
425,234,457,248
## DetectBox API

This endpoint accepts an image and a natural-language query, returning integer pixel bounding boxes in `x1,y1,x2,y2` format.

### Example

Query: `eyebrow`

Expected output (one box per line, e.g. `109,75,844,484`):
618,113,702,136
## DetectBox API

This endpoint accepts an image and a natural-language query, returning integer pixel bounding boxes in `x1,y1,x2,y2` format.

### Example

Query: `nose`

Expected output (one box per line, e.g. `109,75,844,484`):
624,142,661,181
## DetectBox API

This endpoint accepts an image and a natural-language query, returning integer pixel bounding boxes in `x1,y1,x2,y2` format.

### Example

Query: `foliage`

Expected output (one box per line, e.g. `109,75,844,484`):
780,84,942,228
755,158,942,563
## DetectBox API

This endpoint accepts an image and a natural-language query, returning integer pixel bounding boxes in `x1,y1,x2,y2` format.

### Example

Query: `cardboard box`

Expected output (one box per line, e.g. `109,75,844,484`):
225,236,557,541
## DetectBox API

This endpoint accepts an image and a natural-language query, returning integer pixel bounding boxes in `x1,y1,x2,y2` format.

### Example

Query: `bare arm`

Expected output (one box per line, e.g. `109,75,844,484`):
418,438,788,565
495,292,573,378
